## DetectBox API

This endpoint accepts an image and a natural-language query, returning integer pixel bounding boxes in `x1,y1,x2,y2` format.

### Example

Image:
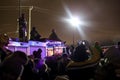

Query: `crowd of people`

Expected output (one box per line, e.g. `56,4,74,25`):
0,33,120,80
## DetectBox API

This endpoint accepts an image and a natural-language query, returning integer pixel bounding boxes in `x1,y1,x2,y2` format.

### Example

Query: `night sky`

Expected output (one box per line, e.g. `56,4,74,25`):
0,0,120,44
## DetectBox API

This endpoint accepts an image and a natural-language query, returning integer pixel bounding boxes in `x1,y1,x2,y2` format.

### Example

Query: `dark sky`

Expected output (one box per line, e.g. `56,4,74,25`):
0,0,120,44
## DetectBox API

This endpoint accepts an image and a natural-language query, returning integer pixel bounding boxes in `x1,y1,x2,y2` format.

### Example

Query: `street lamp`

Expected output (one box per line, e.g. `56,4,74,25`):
67,17,82,27
66,16,82,46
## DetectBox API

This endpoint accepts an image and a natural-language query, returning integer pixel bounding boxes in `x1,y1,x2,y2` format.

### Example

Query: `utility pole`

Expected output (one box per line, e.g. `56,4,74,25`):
28,6,33,40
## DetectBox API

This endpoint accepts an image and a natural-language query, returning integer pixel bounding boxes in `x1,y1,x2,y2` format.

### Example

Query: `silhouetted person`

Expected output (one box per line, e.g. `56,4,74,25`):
57,53,71,75
0,51,28,80
95,46,120,80
30,27,41,41
71,43,89,62
48,29,61,41
0,33,12,62
117,41,120,50
19,13,27,42
33,48,49,80
21,54,35,80
94,41,104,58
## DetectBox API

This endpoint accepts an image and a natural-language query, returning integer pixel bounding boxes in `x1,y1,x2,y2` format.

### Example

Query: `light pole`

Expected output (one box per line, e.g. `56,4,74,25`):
28,6,33,40
66,16,81,46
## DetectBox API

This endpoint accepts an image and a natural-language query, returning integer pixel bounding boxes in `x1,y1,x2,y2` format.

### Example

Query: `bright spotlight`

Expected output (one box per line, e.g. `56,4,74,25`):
69,17,80,26
65,16,83,27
